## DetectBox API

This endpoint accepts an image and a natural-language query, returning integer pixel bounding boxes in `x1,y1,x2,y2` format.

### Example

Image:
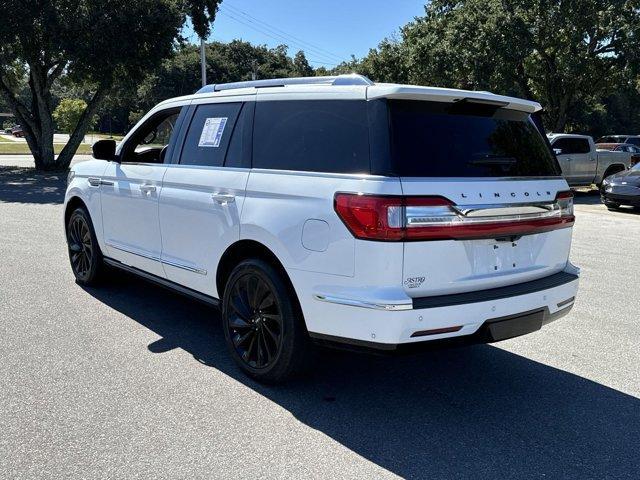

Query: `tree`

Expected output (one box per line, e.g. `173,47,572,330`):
53,98,93,134
135,41,317,111
347,0,640,133
0,0,222,171
292,51,314,77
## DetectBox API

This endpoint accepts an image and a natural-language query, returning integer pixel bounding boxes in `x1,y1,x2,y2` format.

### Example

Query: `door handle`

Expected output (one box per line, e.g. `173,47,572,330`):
211,193,235,205
88,177,115,187
140,184,157,195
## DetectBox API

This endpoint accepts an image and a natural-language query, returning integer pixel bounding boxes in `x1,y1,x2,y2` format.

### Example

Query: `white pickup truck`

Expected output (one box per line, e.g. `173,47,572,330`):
547,133,632,187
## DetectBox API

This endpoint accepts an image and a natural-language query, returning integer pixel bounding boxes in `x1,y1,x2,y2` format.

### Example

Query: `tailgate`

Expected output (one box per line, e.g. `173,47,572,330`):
400,178,573,297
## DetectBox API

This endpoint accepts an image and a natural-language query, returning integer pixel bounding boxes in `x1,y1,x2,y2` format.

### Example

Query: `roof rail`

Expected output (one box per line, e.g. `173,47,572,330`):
196,74,374,94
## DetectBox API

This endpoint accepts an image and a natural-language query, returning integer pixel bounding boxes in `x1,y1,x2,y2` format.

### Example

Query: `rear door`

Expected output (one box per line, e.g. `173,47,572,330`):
569,137,597,184
385,99,573,297
158,98,253,297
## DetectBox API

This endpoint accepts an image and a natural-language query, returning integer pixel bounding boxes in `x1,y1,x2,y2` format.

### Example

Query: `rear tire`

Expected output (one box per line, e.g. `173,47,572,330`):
66,206,104,286
222,259,312,383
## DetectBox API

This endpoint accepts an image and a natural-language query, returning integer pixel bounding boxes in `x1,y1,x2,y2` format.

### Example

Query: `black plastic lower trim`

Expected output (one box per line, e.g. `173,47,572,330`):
412,271,578,309
103,257,221,307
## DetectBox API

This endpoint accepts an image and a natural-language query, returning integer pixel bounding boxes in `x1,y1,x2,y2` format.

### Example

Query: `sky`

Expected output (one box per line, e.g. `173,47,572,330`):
186,0,426,68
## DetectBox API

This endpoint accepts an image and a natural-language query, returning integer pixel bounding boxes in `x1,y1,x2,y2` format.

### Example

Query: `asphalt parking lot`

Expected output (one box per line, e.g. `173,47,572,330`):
1,159,638,479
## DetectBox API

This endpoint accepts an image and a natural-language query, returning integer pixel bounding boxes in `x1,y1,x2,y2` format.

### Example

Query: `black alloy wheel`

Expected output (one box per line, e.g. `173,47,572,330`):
227,271,283,369
222,259,312,383
67,207,103,285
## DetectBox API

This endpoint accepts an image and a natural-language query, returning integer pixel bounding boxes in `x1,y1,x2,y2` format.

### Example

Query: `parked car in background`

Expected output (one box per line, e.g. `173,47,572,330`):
596,135,640,147
601,161,640,209
547,133,631,187
11,125,24,137
595,143,640,167
65,75,580,382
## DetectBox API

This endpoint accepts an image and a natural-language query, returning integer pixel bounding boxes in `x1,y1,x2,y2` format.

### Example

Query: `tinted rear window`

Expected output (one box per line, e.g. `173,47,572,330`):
388,100,560,177
253,100,369,173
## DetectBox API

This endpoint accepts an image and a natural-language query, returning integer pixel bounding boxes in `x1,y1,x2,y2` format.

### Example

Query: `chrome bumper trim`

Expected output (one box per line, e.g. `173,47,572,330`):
313,294,413,311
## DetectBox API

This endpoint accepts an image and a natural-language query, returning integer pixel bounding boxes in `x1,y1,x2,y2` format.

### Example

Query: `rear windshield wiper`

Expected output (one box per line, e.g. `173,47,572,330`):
467,154,517,166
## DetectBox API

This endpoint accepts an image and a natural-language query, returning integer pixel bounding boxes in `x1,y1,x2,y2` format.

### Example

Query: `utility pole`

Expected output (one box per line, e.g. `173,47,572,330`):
251,60,257,81
200,38,207,87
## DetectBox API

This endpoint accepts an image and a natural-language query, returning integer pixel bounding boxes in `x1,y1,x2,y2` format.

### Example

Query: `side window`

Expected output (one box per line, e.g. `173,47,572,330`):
574,139,591,154
179,102,242,167
553,138,589,155
121,108,182,164
628,138,640,146
224,102,254,168
253,100,370,173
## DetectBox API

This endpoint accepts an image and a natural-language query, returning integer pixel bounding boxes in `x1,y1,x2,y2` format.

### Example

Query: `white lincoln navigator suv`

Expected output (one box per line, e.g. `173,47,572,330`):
64,74,580,382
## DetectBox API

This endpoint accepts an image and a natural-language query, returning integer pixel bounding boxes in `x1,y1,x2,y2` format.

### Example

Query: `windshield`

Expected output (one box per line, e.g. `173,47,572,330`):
388,100,560,177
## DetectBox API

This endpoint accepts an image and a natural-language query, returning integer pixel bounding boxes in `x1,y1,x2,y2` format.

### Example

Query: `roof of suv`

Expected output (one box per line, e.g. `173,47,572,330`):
157,74,542,114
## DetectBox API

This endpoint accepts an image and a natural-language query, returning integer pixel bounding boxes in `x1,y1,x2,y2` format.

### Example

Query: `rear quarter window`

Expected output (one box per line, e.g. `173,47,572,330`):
252,100,370,173
388,100,560,177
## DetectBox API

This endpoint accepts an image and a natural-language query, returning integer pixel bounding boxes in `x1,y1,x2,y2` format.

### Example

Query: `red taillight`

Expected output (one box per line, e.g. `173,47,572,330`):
334,193,405,240
334,192,575,241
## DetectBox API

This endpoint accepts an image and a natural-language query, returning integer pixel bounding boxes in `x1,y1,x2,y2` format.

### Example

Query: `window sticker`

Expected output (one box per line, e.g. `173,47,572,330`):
198,117,228,147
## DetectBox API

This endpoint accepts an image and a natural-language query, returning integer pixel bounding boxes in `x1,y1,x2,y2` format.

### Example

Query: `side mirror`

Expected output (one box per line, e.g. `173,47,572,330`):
92,139,116,161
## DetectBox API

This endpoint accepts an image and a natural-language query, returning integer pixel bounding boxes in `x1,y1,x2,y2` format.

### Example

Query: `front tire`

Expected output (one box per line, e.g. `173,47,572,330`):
222,259,311,383
66,206,104,286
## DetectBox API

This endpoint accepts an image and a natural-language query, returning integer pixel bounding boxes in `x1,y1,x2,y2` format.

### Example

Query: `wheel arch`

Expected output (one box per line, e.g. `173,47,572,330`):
216,239,292,297
64,195,89,226
603,163,626,178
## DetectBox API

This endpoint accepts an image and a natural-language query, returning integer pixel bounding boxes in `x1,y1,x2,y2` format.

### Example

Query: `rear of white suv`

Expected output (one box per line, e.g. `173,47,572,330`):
64,76,579,383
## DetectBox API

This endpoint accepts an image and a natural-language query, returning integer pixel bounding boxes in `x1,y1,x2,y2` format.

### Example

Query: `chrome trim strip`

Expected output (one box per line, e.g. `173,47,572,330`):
161,258,207,275
106,242,207,275
313,294,412,311
106,242,160,261
453,202,556,217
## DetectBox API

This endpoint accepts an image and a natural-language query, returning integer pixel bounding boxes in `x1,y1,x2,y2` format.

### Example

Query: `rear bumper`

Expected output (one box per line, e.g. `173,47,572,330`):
304,265,579,349
601,192,640,206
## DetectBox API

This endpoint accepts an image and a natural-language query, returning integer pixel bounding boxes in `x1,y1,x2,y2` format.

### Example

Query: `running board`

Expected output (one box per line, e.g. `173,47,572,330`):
103,257,221,308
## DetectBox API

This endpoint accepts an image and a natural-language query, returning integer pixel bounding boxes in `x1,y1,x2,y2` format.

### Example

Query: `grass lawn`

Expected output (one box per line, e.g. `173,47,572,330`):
0,143,93,155
87,132,125,141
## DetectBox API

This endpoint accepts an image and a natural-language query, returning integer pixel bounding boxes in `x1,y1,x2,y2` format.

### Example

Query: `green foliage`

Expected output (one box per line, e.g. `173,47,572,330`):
53,99,97,134
345,0,640,134
128,110,146,127
136,42,317,110
0,0,222,170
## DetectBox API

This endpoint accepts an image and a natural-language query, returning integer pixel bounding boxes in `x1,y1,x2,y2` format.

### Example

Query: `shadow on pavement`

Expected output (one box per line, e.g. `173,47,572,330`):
83,271,640,479
0,166,66,204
